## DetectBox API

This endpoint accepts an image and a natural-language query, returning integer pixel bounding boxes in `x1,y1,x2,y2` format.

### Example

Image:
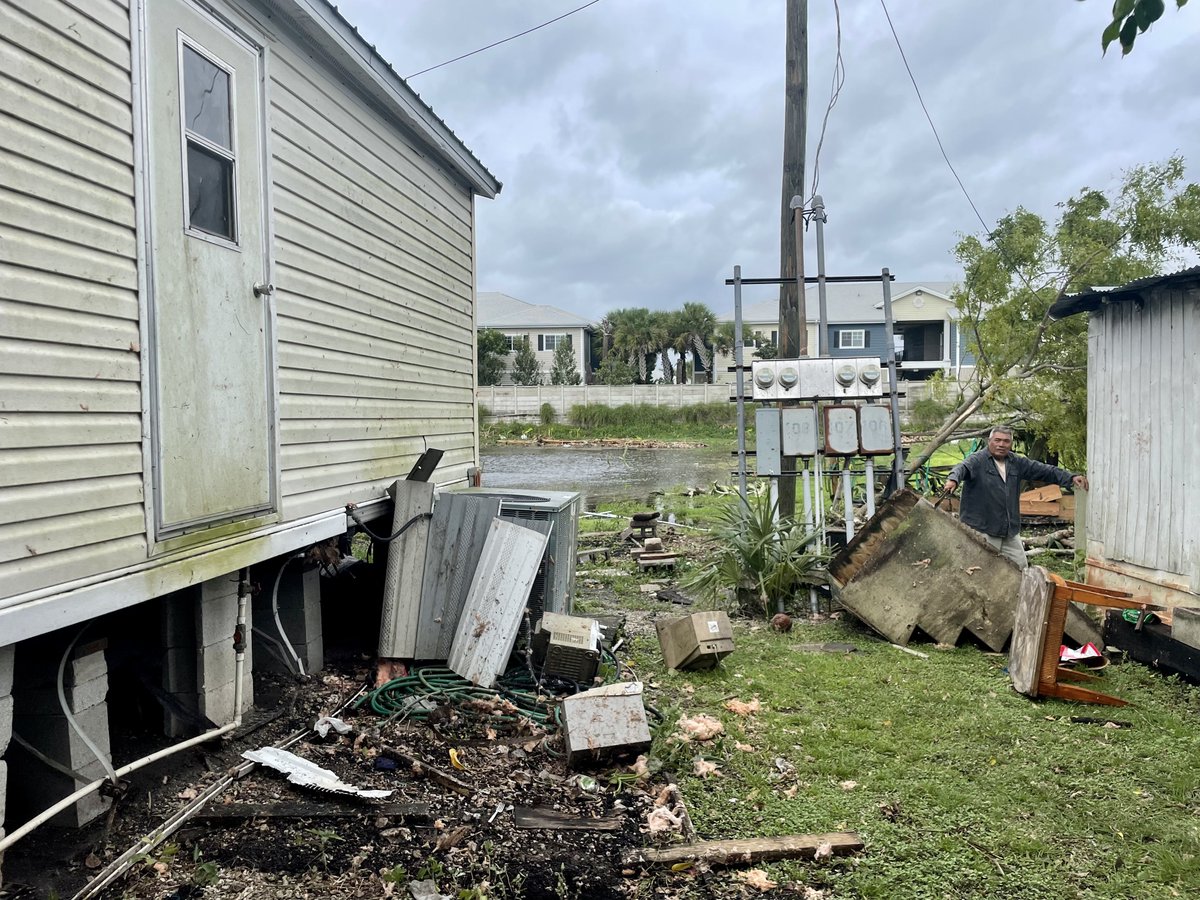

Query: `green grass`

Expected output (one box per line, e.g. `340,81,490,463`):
481,402,739,445
580,488,1200,899
618,611,1200,899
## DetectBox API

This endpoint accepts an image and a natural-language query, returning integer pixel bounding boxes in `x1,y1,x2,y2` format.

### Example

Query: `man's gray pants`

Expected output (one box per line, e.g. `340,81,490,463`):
985,534,1028,569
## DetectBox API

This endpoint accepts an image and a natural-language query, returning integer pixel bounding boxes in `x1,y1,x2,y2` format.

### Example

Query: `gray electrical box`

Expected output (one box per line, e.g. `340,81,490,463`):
823,405,859,456
782,406,819,457
858,404,894,455
755,407,782,475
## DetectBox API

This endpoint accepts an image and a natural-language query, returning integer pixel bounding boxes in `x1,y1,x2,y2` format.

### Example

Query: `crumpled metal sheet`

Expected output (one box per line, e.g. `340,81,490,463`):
242,746,392,799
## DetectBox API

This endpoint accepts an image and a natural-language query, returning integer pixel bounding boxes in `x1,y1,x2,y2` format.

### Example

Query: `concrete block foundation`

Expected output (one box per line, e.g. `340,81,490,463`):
252,559,323,677
1173,607,1200,651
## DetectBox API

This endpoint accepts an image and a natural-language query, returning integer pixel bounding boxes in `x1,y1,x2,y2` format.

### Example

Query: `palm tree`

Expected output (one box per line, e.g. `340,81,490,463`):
671,302,717,384
609,307,667,383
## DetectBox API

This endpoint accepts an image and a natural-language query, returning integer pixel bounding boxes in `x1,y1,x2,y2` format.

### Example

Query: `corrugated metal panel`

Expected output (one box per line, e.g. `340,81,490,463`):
447,518,548,688
1087,289,1200,587
378,481,435,659
415,494,501,660
0,0,144,602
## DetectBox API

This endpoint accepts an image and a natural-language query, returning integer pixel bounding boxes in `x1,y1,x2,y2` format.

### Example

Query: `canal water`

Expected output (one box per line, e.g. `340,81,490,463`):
479,444,737,510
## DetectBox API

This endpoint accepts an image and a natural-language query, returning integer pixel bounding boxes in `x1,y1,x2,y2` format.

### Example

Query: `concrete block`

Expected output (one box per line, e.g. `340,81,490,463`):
1173,607,1200,650
14,701,111,766
161,587,198,650
69,650,107,687
0,695,12,757
199,671,253,727
198,576,241,648
0,644,13,696
26,673,109,715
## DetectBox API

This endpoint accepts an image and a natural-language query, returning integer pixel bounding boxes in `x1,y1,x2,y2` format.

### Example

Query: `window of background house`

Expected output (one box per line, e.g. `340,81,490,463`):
538,334,570,352
504,335,527,352
181,42,237,242
836,329,868,349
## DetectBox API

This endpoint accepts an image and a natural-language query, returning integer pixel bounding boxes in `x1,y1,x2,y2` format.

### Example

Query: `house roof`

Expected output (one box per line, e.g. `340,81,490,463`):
1049,267,1200,319
266,0,500,198
721,282,958,325
477,292,595,330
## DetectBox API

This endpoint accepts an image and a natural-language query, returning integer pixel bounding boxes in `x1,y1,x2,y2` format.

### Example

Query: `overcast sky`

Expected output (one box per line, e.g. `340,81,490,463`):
335,0,1199,319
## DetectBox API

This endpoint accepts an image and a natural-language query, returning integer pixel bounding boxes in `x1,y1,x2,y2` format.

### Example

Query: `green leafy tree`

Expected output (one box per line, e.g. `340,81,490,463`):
549,338,582,385
510,337,542,386
1092,0,1188,56
476,328,509,386
752,333,778,360
593,355,637,385
908,156,1200,475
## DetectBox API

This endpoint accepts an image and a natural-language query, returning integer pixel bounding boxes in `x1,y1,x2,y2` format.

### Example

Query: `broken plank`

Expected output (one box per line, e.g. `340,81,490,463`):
655,587,694,606
624,831,863,867
512,806,623,831
791,642,858,654
380,745,474,797
194,801,429,822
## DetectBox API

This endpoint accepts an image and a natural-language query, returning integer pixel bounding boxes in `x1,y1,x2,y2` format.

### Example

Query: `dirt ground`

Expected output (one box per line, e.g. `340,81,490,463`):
1,535,771,900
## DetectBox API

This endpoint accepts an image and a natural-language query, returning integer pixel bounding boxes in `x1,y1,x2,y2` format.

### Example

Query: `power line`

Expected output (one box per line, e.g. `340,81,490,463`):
406,0,602,80
877,0,990,234
809,0,845,205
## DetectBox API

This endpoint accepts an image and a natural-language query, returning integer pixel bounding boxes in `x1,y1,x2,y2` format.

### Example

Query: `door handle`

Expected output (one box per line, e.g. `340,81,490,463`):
253,282,275,298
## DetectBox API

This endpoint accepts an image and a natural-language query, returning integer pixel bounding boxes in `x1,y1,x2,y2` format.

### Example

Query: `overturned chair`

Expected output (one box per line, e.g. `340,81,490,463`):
1010,566,1146,706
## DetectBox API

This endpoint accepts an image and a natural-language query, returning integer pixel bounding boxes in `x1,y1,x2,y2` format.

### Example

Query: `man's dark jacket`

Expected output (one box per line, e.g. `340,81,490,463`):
947,450,1076,538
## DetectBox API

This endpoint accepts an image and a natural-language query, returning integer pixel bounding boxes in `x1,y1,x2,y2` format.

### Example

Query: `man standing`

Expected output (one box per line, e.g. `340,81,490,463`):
943,425,1088,569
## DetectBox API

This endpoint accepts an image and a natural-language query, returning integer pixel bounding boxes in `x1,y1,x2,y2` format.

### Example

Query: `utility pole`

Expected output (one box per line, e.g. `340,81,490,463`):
778,0,807,519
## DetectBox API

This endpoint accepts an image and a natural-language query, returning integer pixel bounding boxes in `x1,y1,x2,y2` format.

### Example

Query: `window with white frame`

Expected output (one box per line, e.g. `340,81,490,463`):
538,334,570,352
836,329,867,349
504,334,527,352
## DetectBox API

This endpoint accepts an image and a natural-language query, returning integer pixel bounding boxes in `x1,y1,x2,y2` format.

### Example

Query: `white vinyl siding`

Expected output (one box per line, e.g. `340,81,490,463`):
0,0,146,600
267,45,478,519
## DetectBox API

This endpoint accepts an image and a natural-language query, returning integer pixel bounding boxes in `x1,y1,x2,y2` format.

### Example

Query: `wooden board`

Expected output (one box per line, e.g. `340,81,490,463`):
512,806,623,831
1010,566,1052,695
624,831,863,867
194,801,429,821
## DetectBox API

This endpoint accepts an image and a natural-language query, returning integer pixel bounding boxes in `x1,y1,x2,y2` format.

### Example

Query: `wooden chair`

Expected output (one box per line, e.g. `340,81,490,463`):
1010,566,1146,706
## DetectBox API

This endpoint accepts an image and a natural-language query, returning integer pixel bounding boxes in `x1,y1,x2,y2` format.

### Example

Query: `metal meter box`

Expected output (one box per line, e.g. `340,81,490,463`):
829,356,884,399
798,357,835,397
532,612,601,684
750,360,779,400
755,407,782,475
655,611,735,670
858,404,894,455
781,406,819,457
561,682,652,766
823,405,859,456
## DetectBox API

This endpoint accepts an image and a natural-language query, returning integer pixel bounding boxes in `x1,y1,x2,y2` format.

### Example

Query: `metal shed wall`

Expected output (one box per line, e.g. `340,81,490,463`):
0,0,148,598
265,36,478,520
1085,288,1200,601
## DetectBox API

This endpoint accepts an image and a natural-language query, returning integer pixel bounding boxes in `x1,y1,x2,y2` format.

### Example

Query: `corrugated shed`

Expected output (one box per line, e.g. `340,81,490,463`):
266,41,479,520
1085,287,1200,590
0,0,146,599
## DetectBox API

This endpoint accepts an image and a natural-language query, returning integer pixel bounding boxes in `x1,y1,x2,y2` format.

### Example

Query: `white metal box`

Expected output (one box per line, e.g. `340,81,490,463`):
560,681,652,766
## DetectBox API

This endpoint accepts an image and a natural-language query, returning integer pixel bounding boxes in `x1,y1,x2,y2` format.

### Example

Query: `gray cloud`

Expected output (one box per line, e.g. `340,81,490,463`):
336,0,1200,318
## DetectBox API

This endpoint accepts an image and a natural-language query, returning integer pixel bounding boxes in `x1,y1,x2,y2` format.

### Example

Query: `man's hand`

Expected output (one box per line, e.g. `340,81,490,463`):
1072,474,1089,491
944,479,958,493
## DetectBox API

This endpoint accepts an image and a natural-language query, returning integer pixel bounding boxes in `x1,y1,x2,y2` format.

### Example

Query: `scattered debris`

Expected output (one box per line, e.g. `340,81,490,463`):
313,716,352,738
723,697,761,717
889,643,929,659
193,801,429,822
241,747,392,799
655,586,695,606
379,745,474,797
792,642,859,654
676,714,724,742
736,868,778,892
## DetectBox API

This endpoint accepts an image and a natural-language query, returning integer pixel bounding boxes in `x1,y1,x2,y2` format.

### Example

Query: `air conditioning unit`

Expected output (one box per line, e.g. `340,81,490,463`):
532,612,602,684
452,488,581,621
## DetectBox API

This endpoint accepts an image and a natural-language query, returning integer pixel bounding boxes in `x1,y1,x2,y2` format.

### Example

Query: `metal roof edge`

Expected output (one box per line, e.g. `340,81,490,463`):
1049,267,1200,320
267,0,501,198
